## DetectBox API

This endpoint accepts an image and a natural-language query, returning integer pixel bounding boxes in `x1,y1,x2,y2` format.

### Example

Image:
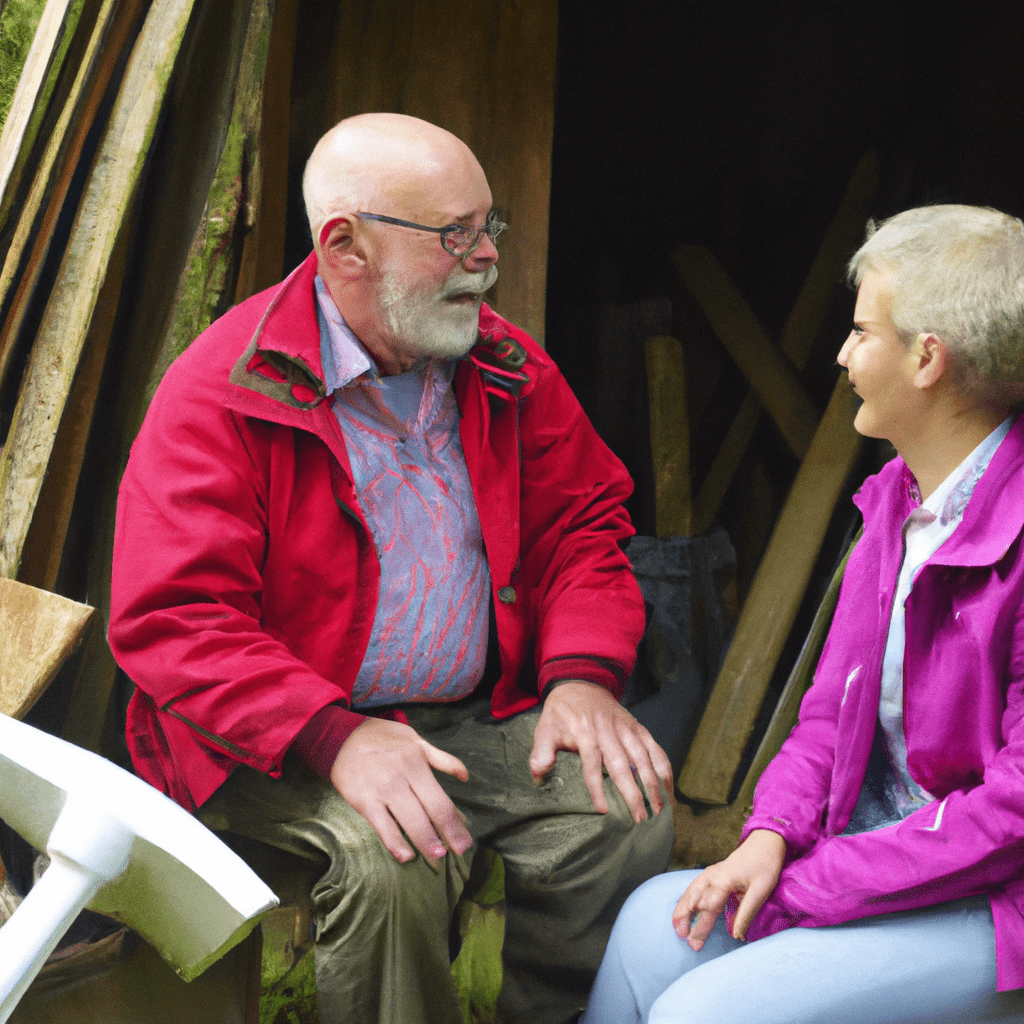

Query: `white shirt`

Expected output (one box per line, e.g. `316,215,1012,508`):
879,416,1013,812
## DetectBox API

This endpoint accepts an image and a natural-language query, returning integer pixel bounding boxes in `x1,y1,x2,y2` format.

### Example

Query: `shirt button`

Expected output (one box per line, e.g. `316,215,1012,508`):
498,586,516,604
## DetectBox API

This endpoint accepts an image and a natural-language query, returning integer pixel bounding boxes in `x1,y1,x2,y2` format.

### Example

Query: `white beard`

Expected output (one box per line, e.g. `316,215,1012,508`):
377,262,498,360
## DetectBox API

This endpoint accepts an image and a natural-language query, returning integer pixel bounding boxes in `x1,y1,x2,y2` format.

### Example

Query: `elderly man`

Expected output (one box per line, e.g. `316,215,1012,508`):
109,113,674,1024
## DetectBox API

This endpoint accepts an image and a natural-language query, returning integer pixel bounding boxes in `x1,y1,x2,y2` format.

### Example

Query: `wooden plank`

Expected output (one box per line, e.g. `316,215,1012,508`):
234,0,298,302
15,191,135,591
777,152,879,366
645,335,691,537
691,393,759,536
0,0,75,230
677,376,864,805
672,243,820,460
0,0,144,398
0,0,197,580
0,576,92,719
129,0,274,424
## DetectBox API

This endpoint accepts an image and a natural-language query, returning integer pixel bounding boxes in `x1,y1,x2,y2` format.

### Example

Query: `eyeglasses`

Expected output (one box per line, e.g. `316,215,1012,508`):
356,210,508,257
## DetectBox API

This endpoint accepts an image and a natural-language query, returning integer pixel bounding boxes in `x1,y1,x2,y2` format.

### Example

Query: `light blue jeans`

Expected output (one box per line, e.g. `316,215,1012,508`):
581,870,1024,1024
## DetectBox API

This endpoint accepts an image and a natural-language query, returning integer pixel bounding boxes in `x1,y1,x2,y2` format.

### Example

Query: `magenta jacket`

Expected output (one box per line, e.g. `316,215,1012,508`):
743,413,1024,992
109,253,645,811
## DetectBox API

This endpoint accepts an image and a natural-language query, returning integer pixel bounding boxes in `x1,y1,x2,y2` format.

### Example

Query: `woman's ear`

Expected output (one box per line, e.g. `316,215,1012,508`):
318,216,367,279
912,332,948,391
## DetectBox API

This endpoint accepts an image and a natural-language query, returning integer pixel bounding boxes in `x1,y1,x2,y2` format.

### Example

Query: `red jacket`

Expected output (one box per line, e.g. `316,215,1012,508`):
109,254,645,810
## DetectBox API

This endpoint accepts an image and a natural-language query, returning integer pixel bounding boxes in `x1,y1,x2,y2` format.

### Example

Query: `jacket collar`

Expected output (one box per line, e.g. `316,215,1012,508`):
855,413,1024,569
230,251,532,411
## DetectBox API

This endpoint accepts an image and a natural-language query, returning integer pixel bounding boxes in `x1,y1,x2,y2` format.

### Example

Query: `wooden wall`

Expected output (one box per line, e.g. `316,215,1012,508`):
285,0,557,343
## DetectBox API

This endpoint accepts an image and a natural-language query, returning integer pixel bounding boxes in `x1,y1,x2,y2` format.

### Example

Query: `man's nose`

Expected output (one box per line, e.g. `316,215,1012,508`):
464,231,499,269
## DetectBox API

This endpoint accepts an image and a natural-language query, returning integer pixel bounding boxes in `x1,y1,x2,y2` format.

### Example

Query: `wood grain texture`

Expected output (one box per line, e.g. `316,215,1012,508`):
234,0,298,302
0,0,75,228
0,0,196,580
0,576,92,719
0,0,143,399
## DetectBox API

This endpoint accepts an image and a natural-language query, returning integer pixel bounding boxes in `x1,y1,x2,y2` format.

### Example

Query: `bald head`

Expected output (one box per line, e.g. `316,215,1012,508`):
302,114,487,246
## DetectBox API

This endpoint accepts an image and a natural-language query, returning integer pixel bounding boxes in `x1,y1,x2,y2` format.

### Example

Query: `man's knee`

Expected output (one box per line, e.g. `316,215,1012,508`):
310,827,467,941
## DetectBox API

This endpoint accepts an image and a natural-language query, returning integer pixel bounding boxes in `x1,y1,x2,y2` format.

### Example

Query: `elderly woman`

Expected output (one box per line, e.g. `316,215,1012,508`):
582,205,1024,1024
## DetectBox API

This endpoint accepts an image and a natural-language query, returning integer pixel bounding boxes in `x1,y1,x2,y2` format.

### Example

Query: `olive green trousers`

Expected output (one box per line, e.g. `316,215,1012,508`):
199,696,674,1024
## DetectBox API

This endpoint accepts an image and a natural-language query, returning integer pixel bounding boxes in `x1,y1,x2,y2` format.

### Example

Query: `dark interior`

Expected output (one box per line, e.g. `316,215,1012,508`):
545,0,1024,584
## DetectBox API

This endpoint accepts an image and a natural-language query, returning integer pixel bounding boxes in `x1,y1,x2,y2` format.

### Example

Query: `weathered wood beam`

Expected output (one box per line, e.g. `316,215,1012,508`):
645,334,692,538
671,535,855,866
672,244,820,461
691,392,760,537
0,0,144,398
59,0,274,751
0,0,77,231
0,576,92,719
778,152,879,366
0,0,197,580
676,376,863,805
234,0,297,302
15,201,135,591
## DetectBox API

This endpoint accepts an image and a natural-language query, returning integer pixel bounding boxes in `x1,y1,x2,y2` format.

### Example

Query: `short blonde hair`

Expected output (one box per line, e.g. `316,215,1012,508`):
848,204,1024,407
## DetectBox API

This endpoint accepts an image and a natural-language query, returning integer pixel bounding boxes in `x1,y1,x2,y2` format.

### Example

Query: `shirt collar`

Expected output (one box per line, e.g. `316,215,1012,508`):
909,415,1014,527
315,275,381,393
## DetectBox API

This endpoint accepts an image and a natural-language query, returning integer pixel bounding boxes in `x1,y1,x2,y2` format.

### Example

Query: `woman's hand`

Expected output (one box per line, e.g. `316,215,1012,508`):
672,829,787,950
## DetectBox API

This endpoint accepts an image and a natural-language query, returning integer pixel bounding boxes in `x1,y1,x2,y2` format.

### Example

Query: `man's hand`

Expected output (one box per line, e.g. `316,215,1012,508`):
672,829,786,950
328,717,473,869
529,680,674,823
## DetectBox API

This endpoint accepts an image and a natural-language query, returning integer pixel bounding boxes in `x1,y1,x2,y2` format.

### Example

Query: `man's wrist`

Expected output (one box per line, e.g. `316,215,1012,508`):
292,705,367,777
538,656,622,696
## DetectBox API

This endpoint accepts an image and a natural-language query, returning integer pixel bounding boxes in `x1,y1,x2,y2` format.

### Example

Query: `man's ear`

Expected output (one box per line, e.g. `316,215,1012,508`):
318,216,366,279
911,332,948,390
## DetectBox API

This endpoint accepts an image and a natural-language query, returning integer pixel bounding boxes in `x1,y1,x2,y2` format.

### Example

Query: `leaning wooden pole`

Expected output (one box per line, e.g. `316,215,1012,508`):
645,335,692,538
676,376,863,805
0,0,77,231
0,0,197,580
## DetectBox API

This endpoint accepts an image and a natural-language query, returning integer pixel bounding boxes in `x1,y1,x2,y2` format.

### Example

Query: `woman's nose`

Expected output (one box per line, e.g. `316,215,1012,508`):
836,332,856,367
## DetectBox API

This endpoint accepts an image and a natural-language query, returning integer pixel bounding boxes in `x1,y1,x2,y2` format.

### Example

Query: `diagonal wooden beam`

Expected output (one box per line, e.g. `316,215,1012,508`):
672,244,820,461
0,0,77,232
0,0,145,398
672,535,856,866
687,152,878,535
677,375,864,805
0,0,198,581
